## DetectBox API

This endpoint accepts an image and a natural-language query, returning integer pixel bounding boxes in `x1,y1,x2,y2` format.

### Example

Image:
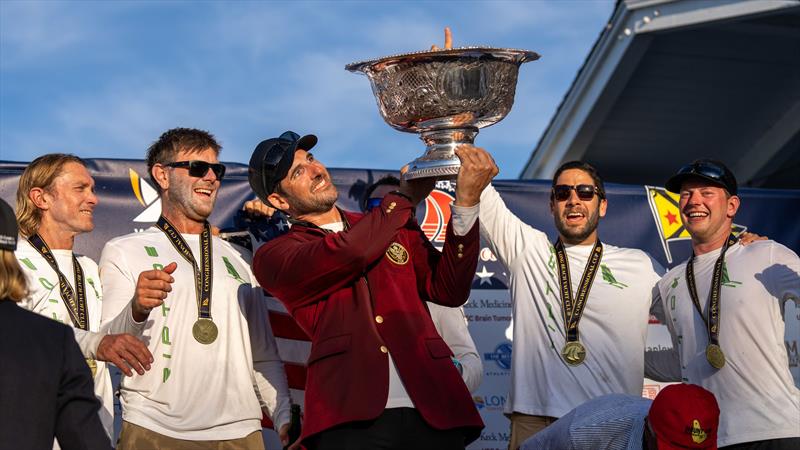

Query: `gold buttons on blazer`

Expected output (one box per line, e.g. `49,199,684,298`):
375,315,384,324
458,244,464,250
380,345,388,354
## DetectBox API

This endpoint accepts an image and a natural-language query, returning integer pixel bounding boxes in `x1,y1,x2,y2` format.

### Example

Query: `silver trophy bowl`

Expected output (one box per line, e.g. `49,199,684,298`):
346,47,539,179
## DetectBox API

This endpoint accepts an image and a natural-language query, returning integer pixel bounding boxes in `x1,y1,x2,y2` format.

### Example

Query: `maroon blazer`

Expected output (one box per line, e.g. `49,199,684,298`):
253,193,483,445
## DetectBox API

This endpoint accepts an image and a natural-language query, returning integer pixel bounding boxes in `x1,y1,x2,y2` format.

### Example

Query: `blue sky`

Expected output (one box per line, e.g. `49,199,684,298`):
0,0,614,178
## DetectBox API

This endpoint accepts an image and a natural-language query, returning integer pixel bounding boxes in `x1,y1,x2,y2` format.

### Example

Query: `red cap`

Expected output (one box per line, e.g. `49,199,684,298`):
649,384,719,449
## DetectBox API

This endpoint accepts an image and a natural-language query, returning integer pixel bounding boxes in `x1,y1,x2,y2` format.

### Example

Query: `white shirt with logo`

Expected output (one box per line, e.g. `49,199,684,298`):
657,240,800,446
99,228,290,440
479,185,664,418
15,238,115,441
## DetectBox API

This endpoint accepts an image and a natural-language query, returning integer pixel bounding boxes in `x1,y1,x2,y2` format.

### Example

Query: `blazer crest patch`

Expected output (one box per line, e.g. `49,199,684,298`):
385,242,410,265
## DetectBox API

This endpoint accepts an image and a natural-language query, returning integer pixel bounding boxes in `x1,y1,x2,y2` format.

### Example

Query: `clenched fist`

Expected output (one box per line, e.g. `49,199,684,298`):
132,262,177,322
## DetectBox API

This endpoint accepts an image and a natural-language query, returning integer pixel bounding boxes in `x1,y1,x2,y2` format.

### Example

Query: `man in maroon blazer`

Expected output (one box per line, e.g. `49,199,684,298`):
248,131,497,449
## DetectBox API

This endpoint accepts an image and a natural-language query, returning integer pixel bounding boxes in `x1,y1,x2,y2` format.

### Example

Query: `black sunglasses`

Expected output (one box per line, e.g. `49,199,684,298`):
552,184,603,202
165,160,226,181
675,161,726,180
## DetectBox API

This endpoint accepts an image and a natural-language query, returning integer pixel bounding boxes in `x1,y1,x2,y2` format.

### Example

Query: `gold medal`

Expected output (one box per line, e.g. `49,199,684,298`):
706,343,725,369
192,319,218,345
86,358,97,377
561,341,586,366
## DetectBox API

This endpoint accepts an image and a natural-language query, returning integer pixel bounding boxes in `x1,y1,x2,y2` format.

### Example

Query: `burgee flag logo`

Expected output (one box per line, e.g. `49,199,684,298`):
129,168,162,222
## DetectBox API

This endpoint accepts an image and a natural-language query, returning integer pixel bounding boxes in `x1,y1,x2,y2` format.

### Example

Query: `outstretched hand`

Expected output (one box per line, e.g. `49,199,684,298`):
96,333,153,376
132,262,177,322
739,231,767,245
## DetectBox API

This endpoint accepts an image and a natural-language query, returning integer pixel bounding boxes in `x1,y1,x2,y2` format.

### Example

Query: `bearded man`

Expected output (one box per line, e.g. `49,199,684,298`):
248,131,497,449
478,161,666,449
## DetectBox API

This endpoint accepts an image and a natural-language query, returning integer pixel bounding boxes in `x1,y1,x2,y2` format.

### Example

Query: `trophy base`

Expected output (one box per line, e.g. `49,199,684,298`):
405,161,460,180
405,127,478,180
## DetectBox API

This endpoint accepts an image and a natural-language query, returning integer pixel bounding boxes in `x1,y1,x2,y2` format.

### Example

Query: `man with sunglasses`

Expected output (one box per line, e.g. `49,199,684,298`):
99,128,291,449
657,160,799,449
478,161,666,449
248,132,497,449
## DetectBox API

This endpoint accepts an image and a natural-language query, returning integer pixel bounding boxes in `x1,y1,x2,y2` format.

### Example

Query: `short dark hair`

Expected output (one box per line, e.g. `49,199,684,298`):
146,128,221,191
551,161,606,200
361,175,401,212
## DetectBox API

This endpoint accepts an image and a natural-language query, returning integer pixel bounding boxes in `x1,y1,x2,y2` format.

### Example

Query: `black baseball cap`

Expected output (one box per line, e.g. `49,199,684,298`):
665,159,738,195
248,131,318,203
0,198,18,251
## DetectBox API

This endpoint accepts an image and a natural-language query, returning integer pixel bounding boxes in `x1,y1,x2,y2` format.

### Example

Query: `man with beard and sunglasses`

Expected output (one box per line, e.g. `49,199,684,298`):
98,128,291,449
478,161,667,449
248,131,497,449
657,160,799,449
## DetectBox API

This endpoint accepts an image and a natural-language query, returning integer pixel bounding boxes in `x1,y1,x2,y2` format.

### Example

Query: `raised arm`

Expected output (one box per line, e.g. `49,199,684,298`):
479,183,549,268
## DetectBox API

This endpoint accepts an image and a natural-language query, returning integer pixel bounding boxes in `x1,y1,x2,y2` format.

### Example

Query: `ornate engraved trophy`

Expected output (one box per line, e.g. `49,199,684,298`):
346,47,539,179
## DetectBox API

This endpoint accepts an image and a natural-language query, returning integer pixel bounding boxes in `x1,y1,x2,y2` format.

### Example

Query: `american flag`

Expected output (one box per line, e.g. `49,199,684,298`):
231,212,310,429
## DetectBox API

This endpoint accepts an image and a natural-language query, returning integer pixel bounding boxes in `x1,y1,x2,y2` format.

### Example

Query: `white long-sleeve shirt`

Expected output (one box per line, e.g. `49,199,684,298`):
16,239,115,440
658,240,800,446
99,228,291,440
479,184,664,418
428,302,482,393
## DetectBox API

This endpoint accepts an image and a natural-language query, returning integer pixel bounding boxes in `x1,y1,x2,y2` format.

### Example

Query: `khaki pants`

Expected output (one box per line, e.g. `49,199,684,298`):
118,421,265,450
507,413,557,450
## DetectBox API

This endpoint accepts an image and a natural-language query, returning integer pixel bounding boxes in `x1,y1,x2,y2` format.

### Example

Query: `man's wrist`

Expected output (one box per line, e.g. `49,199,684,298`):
131,303,151,323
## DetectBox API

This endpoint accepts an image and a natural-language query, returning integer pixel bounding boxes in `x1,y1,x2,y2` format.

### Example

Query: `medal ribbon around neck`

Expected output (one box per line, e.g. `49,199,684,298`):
554,238,603,365
27,234,88,330
156,216,214,324
685,234,737,369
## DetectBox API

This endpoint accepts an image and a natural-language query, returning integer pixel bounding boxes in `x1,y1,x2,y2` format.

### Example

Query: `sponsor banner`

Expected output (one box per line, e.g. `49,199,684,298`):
2,160,799,450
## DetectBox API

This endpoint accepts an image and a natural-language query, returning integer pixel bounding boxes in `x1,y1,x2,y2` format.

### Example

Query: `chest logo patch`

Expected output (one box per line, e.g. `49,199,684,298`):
386,242,409,265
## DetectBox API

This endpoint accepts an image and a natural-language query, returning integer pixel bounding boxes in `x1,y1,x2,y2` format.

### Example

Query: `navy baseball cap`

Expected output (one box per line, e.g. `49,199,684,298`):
665,159,738,195
0,198,17,251
248,131,317,203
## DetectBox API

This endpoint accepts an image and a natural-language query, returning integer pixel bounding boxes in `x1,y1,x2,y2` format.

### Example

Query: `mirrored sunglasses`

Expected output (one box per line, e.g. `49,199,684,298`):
676,161,726,180
165,160,226,181
552,184,602,202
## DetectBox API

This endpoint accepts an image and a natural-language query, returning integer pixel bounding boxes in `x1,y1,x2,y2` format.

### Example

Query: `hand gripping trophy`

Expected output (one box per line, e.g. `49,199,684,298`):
346,28,539,179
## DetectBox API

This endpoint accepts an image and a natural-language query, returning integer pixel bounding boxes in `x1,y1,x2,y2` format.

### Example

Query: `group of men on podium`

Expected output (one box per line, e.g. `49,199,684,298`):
0,123,797,450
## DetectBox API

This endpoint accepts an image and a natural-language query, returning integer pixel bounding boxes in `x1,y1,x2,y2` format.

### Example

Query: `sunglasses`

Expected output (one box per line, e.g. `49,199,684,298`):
165,160,226,181
552,184,603,202
675,161,726,180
